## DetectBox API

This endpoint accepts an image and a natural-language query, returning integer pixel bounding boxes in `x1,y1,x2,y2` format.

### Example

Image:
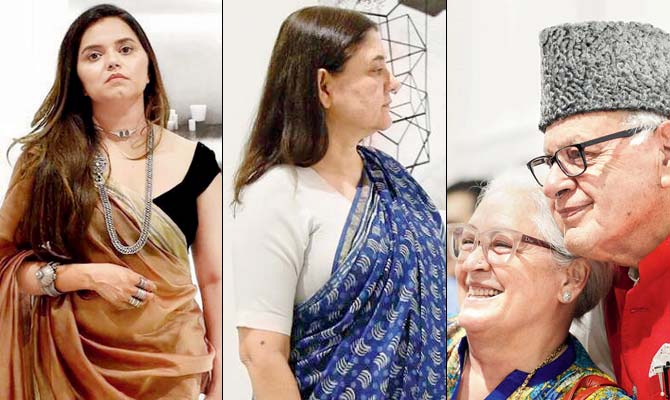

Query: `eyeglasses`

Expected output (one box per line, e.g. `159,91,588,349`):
446,223,554,266
526,126,646,187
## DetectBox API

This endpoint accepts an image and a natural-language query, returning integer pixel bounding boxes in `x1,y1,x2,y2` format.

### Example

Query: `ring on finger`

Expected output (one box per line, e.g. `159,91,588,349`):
135,287,148,301
138,277,147,290
128,296,142,308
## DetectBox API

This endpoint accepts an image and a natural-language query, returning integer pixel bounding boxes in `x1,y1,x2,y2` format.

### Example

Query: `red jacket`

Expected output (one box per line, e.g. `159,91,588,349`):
606,236,670,399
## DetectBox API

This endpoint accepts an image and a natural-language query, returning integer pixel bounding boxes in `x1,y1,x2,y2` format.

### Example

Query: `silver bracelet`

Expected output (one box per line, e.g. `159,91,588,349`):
35,261,63,297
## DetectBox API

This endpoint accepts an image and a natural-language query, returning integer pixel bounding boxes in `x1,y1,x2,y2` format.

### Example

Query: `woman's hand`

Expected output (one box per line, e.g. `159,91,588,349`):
88,263,157,310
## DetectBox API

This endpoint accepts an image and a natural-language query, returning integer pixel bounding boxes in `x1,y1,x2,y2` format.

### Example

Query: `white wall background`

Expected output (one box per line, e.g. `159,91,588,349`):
447,0,670,186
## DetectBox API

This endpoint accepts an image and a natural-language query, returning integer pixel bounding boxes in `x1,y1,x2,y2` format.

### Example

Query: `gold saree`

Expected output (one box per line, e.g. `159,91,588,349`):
0,168,214,399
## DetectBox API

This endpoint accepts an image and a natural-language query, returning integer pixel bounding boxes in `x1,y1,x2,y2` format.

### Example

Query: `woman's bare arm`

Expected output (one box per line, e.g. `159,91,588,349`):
238,327,301,400
192,173,223,397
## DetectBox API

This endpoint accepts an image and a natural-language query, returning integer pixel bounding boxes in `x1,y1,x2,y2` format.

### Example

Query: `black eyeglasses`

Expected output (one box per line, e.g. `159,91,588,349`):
526,126,647,187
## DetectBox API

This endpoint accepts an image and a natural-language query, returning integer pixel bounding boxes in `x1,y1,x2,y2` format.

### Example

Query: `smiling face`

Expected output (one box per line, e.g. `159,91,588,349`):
76,17,150,104
455,192,566,335
321,29,400,135
542,111,669,264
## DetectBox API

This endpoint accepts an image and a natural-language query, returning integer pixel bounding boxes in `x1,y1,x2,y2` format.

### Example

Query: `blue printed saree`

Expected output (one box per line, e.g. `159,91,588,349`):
289,146,446,399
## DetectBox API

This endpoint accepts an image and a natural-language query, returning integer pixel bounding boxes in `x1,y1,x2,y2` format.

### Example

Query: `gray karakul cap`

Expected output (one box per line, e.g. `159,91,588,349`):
539,21,670,132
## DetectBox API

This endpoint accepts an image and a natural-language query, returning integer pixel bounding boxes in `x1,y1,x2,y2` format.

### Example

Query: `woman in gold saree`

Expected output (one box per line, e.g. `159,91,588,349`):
0,4,222,399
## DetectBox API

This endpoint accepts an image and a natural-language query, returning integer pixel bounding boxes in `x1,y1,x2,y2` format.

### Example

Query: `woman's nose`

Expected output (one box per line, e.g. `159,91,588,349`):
460,245,491,272
388,72,400,94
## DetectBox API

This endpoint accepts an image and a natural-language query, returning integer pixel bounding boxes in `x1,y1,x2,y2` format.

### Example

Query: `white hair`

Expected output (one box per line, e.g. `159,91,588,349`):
625,110,666,145
477,167,612,319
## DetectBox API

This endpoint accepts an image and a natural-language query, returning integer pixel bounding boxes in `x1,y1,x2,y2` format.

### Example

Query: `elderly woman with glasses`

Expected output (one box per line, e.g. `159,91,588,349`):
447,169,631,399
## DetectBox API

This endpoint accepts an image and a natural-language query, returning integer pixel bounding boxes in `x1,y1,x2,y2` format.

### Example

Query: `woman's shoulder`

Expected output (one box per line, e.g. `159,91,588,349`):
233,164,312,242
235,164,304,218
244,164,298,195
570,335,611,372
552,336,632,399
158,126,197,150
157,127,219,168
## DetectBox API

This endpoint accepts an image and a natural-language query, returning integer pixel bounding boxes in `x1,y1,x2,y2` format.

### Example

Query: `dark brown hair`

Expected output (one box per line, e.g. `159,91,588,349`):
232,6,375,203
8,4,169,261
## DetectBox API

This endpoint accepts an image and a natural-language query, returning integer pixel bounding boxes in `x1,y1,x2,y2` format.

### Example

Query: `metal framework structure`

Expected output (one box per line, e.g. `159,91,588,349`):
320,0,432,173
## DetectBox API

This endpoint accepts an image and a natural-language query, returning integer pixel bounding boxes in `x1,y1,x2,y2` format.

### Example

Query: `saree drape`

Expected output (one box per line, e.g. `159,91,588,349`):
0,165,214,399
289,146,447,399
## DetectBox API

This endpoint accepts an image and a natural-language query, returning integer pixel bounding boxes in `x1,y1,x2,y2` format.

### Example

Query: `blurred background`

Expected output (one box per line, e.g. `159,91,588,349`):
447,0,670,186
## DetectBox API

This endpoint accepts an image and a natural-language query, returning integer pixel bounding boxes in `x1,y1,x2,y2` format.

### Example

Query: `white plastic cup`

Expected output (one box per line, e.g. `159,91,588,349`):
167,120,176,130
188,118,196,132
190,104,207,122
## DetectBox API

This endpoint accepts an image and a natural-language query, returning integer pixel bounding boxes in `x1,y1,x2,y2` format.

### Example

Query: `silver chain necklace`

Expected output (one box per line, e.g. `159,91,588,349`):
92,116,144,139
94,125,139,138
92,124,154,255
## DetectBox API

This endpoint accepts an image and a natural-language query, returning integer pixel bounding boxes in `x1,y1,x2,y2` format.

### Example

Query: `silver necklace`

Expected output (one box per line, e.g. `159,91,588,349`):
94,125,139,138
92,124,154,255
92,117,144,138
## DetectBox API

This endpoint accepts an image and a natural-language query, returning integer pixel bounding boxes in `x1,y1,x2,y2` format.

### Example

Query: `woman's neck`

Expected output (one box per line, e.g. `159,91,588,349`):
92,96,146,133
313,120,369,182
460,324,569,398
313,140,361,177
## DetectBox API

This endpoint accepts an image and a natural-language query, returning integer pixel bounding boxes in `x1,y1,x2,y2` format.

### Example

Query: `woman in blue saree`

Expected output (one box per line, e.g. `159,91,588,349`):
231,5,446,400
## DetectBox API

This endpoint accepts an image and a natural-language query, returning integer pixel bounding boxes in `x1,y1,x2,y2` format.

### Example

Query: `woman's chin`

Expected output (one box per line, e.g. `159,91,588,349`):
94,90,141,103
379,119,392,131
457,301,503,333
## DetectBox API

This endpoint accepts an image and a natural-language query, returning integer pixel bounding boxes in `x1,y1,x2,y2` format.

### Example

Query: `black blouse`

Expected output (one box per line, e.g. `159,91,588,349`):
153,142,220,247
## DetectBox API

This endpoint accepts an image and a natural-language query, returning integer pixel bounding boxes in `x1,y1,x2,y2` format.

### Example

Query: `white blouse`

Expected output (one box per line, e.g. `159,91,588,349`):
232,165,357,335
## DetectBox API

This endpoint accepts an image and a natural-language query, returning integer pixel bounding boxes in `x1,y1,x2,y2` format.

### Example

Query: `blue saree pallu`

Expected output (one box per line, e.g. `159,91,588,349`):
289,146,447,400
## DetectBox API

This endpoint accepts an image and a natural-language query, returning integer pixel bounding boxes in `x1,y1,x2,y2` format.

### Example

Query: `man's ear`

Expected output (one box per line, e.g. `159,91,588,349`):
656,121,670,188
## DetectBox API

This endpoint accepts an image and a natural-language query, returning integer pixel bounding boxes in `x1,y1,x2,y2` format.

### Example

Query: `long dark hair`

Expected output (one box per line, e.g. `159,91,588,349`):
233,6,375,203
8,4,169,261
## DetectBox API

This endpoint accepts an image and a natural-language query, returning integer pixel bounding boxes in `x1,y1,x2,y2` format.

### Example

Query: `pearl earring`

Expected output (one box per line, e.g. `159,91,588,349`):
562,292,572,302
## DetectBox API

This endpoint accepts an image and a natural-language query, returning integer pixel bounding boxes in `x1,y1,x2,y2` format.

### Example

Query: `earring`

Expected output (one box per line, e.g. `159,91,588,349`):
562,292,572,302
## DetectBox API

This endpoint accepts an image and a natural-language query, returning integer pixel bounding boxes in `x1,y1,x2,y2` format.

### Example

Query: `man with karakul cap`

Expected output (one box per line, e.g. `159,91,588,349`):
527,21,670,399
